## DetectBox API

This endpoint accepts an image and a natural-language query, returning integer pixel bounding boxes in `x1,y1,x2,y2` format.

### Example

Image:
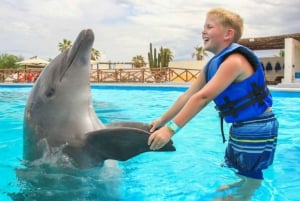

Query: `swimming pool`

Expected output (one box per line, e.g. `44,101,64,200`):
0,84,299,201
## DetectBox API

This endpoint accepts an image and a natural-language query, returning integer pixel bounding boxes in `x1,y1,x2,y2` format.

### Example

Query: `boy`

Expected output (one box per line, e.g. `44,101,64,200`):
148,8,278,200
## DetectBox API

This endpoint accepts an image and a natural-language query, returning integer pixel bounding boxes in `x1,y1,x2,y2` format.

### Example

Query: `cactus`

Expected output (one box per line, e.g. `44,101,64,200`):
148,43,172,68
148,43,154,68
158,53,161,68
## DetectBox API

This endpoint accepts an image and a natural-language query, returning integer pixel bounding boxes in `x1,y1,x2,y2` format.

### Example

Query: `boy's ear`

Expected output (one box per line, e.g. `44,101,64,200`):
224,28,235,41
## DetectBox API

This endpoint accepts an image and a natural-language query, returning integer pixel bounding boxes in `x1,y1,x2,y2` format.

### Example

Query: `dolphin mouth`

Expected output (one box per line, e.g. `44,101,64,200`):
59,29,94,82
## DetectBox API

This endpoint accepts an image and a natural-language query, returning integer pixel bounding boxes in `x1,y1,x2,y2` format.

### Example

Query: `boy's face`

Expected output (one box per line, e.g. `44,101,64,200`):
202,15,229,54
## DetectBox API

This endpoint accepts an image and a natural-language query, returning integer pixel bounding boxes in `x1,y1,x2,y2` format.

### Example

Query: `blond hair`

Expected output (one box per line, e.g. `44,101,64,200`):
207,8,244,42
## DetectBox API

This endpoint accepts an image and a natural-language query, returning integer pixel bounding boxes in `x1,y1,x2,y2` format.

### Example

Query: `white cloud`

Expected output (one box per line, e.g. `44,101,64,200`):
1,0,299,62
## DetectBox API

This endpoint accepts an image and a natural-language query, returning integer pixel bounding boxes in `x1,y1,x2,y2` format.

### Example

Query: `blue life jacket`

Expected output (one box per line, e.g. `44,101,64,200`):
204,43,272,123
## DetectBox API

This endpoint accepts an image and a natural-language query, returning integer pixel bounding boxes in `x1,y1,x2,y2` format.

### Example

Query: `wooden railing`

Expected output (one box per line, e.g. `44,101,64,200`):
0,67,202,83
168,67,201,82
0,68,41,83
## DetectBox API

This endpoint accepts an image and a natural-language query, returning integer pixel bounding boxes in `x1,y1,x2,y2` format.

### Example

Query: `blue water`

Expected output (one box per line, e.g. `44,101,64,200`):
0,84,300,201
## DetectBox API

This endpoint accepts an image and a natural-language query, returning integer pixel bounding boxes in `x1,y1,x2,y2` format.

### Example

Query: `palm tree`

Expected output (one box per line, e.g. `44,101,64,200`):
162,48,173,67
163,48,173,63
132,55,145,68
192,45,207,61
58,39,72,52
91,48,101,60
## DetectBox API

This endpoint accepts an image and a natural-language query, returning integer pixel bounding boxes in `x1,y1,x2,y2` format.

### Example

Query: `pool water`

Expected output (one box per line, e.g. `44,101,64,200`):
0,85,299,201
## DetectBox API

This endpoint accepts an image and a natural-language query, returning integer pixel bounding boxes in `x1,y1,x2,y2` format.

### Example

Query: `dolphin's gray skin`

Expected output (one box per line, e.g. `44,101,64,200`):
23,29,175,169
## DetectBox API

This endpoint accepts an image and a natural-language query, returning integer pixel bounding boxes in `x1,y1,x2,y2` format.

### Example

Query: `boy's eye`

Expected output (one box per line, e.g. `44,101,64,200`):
204,25,213,30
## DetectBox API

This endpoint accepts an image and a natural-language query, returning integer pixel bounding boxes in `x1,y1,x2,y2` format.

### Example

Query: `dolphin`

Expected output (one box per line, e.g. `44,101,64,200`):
23,29,175,169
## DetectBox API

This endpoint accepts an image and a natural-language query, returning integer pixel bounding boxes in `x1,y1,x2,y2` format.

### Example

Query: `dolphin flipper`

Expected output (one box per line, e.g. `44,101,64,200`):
63,125,176,169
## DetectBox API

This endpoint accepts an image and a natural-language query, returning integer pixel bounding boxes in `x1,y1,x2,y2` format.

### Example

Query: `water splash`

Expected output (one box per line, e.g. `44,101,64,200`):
9,142,122,201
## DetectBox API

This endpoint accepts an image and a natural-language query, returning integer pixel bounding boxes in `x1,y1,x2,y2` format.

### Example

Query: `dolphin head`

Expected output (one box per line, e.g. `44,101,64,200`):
23,29,102,161
37,29,94,102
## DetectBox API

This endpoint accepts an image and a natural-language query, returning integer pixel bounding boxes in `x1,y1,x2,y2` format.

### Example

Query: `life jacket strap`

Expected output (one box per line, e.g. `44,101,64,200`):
216,82,269,118
219,112,227,144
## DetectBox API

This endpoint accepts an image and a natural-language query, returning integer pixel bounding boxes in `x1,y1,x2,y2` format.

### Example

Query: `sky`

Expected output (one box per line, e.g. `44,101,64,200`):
1,0,300,62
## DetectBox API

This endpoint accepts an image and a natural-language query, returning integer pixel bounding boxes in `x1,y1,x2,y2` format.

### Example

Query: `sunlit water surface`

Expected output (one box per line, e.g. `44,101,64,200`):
0,85,299,201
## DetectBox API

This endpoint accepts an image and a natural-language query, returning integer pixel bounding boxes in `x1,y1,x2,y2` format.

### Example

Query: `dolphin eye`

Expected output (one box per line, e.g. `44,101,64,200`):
45,87,55,97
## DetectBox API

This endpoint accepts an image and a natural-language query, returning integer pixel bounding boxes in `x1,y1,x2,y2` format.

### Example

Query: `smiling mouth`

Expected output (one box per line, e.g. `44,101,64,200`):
203,37,209,43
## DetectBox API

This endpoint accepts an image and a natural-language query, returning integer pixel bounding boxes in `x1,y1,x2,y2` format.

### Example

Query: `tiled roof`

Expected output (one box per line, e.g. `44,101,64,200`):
238,33,300,50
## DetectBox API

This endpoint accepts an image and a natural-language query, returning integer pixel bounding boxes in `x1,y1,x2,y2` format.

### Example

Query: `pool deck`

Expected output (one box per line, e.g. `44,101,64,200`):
269,83,300,92
0,82,300,92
